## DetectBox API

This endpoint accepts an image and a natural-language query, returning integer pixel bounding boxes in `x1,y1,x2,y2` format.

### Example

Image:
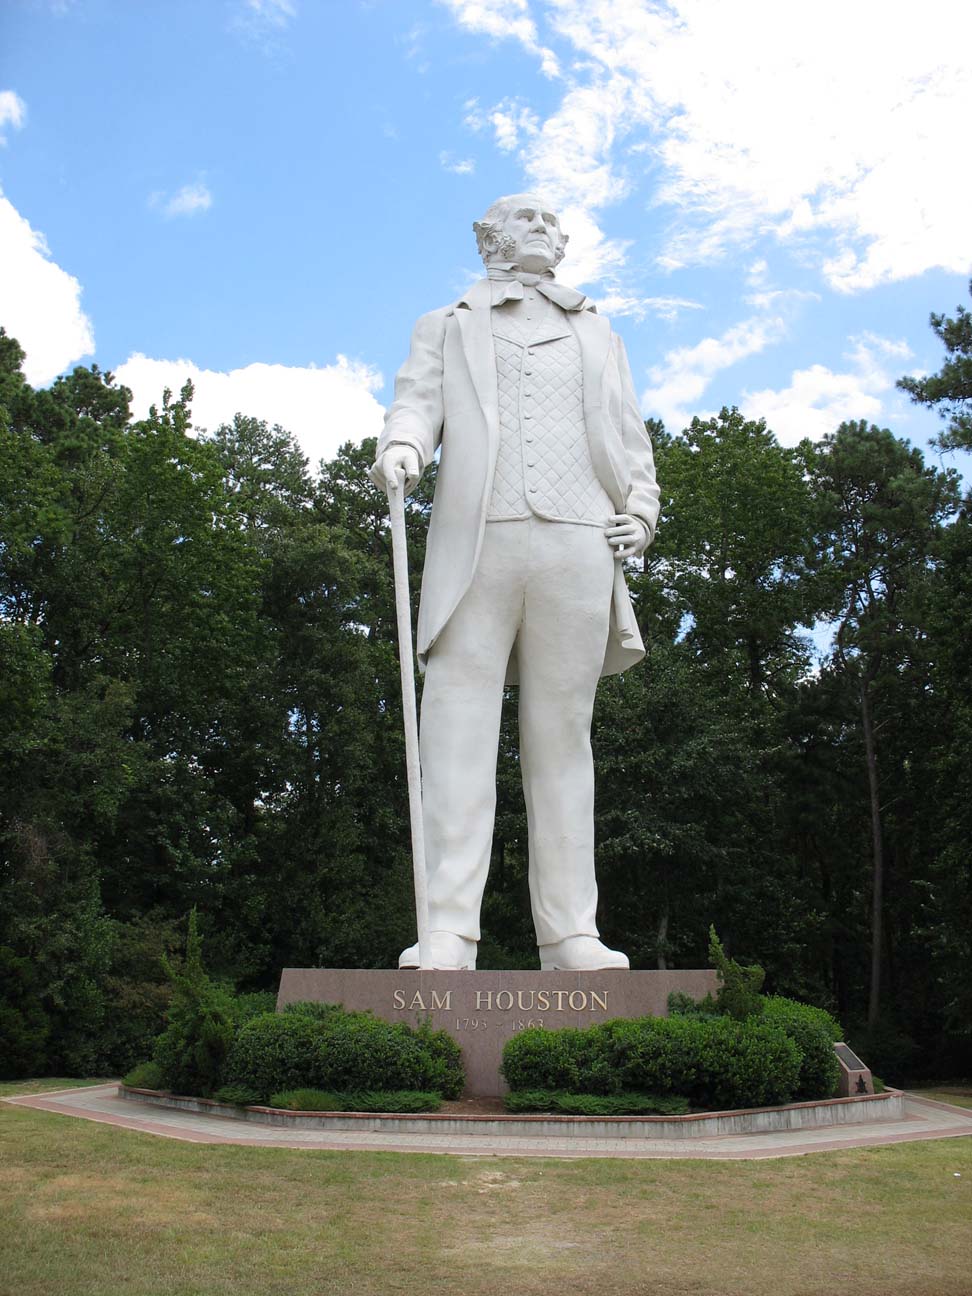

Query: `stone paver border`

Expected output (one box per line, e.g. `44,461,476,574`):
4,1084,972,1161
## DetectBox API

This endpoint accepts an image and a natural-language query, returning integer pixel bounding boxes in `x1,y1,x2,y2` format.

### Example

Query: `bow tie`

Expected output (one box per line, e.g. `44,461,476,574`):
486,265,590,312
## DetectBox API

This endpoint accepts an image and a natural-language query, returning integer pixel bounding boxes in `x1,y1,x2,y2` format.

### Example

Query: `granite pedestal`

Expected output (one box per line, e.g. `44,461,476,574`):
276,968,719,1096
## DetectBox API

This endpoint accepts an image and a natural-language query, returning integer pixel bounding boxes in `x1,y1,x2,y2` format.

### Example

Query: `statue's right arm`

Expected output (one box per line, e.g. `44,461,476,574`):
370,308,448,491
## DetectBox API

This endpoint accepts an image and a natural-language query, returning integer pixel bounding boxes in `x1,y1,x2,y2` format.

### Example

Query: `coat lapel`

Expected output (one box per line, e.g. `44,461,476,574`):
571,307,625,510
454,281,501,512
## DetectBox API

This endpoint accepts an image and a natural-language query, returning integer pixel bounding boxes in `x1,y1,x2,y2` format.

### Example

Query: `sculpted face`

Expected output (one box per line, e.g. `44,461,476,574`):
498,197,562,272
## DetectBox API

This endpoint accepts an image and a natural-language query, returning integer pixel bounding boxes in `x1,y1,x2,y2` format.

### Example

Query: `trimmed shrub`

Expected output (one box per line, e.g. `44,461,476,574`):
214,1083,262,1106
122,1060,165,1089
223,1008,465,1103
503,1090,689,1116
760,996,841,1100
500,1026,588,1092
502,1015,802,1110
222,1012,325,1102
268,1088,442,1113
412,1020,464,1100
688,1016,800,1110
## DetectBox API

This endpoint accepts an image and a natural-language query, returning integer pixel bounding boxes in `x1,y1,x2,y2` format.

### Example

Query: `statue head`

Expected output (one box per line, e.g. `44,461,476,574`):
473,193,568,273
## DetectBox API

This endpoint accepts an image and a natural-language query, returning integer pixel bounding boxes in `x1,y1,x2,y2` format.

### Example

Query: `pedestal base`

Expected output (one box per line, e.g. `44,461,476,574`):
276,968,719,1097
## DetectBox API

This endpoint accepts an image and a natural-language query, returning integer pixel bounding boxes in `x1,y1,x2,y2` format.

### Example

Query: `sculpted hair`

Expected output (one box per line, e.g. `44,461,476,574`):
473,194,569,267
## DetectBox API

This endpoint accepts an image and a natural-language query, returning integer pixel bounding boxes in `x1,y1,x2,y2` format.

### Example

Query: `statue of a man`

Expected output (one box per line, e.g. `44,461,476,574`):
371,194,660,971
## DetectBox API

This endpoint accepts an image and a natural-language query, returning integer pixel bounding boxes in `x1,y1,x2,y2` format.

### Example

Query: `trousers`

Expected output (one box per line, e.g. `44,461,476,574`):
419,515,615,946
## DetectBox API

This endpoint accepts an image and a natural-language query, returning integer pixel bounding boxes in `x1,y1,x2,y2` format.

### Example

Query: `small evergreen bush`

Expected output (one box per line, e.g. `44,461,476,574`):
760,995,842,1100
708,926,765,1020
268,1088,441,1113
122,1060,165,1090
503,1090,689,1116
152,910,236,1098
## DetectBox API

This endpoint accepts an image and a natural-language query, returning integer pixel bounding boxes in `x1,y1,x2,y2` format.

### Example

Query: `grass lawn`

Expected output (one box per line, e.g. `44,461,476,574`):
912,1086,972,1111
1,1080,970,1296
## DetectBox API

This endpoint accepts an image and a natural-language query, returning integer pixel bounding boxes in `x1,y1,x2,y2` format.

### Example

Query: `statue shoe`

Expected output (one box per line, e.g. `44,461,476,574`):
398,931,477,971
538,936,629,972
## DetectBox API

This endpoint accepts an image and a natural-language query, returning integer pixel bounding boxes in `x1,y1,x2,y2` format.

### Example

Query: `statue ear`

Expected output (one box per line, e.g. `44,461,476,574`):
553,232,569,267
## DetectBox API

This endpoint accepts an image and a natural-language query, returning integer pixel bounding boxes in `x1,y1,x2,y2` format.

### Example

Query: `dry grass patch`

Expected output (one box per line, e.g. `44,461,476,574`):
0,1091,969,1296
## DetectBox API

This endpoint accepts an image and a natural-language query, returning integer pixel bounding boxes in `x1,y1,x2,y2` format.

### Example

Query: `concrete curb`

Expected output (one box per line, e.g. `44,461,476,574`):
5,1084,971,1160
117,1084,905,1140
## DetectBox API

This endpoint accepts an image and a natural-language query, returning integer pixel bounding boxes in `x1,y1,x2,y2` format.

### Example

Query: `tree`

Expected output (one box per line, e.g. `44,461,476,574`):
898,280,972,451
646,408,821,697
808,422,960,1032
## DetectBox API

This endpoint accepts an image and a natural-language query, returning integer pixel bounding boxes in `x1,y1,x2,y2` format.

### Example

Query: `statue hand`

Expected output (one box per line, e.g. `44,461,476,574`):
374,445,421,495
605,514,649,560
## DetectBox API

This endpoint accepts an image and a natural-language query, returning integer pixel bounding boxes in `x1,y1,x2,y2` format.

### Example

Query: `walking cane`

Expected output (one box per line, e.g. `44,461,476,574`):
386,471,432,970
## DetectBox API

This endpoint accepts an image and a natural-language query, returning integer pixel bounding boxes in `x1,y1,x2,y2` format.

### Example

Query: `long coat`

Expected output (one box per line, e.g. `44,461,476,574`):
374,278,661,683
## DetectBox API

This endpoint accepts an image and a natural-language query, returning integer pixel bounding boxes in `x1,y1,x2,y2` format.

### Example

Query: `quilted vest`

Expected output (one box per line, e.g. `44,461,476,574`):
487,302,613,526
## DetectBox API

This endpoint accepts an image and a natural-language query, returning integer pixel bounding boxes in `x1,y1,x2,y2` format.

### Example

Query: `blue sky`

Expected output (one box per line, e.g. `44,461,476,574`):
2,0,970,480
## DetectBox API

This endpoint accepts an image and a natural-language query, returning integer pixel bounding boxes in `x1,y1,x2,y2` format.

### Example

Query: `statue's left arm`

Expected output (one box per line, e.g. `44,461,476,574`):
613,332,661,555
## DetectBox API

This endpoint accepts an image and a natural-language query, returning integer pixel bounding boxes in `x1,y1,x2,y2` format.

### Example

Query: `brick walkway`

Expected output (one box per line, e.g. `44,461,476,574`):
5,1084,972,1160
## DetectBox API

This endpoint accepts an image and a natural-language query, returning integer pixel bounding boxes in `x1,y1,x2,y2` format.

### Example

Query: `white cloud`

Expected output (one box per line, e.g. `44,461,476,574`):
448,0,972,293
0,90,27,145
114,353,386,467
150,181,213,219
441,0,559,77
464,96,539,153
439,151,476,175
235,0,296,31
592,293,702,322
643,314,786,431
0,192,94,386
742,333,913,446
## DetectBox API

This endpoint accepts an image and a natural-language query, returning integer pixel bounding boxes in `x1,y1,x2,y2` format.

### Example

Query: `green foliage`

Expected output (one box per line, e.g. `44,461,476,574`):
667,991,719,1019
152,911,236,1097
268,1088,442,1113
898,281,972,451
213,1083,262,1106
502,1090,689,1116
122,1060,165,1090
502,1016,802,1110
0,947,50,1079
1,337,971,1085
282,1001,345,1022
231,992,277,1024
223,1007,465,1104
760,996,841,1100
708,926,765,1020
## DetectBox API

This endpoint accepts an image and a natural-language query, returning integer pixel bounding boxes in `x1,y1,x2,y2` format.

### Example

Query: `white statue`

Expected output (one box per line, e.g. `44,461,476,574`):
371,195,660,971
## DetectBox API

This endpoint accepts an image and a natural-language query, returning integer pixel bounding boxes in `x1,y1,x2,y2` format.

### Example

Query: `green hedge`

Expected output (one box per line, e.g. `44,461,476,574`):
223,1006,464,1103
760,996,841,1100
268,1088,442,1113
502,1016,803,1110
122,1060,165,1090
503,1090,689,1116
